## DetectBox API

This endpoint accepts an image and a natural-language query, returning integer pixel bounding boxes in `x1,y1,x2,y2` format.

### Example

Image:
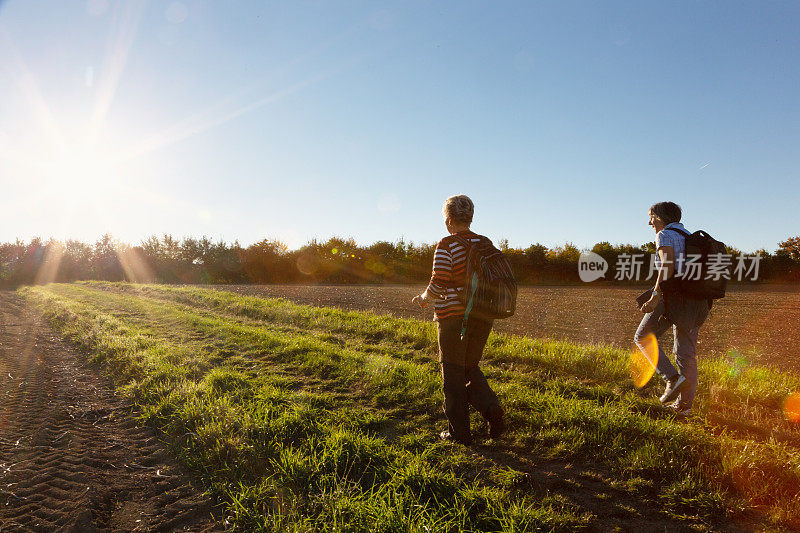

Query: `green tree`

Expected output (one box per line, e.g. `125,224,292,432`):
778,236,800,260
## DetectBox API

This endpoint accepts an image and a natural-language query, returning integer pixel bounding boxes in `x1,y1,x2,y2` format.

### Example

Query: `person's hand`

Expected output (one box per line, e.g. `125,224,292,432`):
411,292,429,309
639,294,659,314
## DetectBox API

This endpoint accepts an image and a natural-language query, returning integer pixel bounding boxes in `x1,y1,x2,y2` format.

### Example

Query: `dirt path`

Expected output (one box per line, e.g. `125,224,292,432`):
0,292,222,532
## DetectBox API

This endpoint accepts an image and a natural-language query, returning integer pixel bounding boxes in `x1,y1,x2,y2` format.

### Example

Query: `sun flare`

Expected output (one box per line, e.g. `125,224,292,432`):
630,333,659,388
44,144,116,198
24,133,134,215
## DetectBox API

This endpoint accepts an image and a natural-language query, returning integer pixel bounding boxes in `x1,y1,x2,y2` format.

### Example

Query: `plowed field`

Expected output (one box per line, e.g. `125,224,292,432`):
215,285,800,373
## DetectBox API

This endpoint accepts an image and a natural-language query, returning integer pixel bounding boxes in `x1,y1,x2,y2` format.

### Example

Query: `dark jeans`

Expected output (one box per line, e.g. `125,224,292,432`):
437,316,500,442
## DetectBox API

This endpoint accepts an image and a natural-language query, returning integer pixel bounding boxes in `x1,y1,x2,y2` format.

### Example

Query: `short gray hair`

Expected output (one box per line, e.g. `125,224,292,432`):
442,195,474,225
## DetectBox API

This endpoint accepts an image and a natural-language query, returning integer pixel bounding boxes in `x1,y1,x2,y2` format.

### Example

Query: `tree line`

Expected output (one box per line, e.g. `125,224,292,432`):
1,234,799,287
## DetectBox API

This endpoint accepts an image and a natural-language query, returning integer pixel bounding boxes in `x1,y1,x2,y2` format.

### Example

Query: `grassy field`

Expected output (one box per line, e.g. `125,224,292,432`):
20,282,800,531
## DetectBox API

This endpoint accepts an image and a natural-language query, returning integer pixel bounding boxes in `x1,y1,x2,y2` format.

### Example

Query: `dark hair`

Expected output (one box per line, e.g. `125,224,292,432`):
649,201,682,224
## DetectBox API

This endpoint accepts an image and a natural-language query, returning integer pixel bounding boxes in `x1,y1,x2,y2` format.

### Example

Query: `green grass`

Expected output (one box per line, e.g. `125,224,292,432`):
20,282,800,531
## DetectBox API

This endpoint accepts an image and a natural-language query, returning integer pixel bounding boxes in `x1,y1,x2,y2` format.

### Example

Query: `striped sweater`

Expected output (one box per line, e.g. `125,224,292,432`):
425,230,489,321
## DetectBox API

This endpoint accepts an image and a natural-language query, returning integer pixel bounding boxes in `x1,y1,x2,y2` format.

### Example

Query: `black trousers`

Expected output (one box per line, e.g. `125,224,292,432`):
437,316,500,441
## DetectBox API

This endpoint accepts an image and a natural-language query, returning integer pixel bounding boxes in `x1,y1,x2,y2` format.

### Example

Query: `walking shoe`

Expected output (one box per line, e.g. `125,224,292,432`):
439,430,472,445
660,375,687,405
487,405,506,439
668,400,693,418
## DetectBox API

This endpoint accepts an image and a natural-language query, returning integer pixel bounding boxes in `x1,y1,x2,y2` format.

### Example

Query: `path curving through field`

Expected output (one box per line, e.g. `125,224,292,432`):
0,292,222,532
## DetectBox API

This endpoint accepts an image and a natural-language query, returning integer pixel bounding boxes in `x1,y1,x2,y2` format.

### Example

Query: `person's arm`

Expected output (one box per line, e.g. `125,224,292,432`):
412,242,451,308
640,245,675,313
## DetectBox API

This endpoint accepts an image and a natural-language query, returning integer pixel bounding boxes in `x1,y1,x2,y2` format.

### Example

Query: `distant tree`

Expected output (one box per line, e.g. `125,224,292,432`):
501,246,528,282
405,241,435,282
591,241,615,263
725,245,742,258
1,233,799,286
241,239,291,283
778,236,800,261
368,240,399,260
547,243,581,281
201,240,243,283
524,244,549,268
549,243,580,264
180,237,204,267
364,241,402,281
92,234,124,281
62,240,93,280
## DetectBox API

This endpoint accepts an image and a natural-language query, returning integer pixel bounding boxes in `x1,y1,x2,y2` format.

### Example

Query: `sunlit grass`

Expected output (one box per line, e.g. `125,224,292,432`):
21,282,800,530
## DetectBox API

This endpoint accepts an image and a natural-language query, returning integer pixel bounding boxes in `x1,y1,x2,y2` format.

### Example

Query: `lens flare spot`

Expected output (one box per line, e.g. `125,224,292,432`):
726,349,749,378
165,2,189,23
784,393,800,424
365,258,388,275
630,333,659,388
296,254,318,276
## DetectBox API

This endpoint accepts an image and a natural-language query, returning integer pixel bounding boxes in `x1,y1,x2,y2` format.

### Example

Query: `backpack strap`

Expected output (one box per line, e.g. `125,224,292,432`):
461,271,479,340
665,227,690,238
451,235,477,340
659,227,689,287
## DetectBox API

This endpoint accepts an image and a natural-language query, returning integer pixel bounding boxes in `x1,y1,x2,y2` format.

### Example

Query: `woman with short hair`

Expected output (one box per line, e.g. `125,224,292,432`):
412,195,505,444
636,201,710,416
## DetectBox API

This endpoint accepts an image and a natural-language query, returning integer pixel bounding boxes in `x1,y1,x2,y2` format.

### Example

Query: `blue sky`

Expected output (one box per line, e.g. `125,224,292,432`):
1,1,798,252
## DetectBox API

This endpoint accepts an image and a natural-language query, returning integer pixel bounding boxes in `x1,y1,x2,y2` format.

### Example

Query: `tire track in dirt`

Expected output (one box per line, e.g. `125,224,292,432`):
0,292,223,532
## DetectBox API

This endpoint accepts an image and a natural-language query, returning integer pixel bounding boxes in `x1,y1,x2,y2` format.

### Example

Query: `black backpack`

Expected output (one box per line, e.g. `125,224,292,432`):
662,227,728,300
455,236,517,338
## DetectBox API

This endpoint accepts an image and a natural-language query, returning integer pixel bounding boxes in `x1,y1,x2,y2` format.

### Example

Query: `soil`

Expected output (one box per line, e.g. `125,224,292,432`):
0,292,223,532
214,284,800,373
